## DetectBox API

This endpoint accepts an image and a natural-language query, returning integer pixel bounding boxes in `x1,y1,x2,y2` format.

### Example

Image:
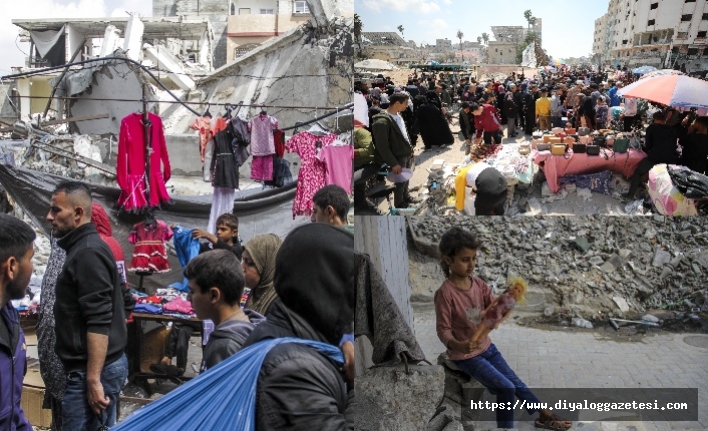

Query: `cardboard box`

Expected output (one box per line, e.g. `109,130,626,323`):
21,385,53,429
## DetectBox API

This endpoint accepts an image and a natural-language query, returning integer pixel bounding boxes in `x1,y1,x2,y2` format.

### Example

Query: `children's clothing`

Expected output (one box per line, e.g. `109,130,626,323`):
128,220,173,273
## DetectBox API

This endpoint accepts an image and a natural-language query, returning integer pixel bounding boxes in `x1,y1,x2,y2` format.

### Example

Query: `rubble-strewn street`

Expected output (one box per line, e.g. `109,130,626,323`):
407,216,708,324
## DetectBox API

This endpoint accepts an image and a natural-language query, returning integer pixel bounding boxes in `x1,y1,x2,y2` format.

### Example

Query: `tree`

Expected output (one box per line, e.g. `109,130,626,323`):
482,33,489,45
456,30,464,63
477,36,482,44
397,25,404,38
524,10,533,29
354,14,363,49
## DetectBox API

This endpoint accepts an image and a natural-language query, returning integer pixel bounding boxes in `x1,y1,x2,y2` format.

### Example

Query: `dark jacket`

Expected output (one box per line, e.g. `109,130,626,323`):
55,223,127,373
523,92,536,118
201,309,265,372
199,238,243,261
504,91,518,118
416,101,454,147
371,111,412,167
458,108,474,139
0,303,32,431
514,90,525,113
645,123,678,164
680,133,708,175
242,301,352,431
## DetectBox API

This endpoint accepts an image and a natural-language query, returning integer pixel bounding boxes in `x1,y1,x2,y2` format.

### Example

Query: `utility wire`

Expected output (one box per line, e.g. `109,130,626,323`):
10,94,351,111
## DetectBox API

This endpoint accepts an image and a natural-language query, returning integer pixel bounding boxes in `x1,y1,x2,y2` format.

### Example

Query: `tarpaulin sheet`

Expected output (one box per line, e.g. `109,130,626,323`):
0,163,304,291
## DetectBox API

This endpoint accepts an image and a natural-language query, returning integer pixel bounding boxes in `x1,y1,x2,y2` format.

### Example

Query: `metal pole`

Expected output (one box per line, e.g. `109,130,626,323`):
142,87,151,208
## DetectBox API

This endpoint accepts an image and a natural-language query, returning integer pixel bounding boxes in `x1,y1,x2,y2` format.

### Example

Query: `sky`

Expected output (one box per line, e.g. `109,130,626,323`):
0,0,153,75
356,0,608,60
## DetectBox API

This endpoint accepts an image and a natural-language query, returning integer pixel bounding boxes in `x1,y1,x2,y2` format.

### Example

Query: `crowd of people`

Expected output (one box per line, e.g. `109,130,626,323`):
354,65,708,213
0,182,355,430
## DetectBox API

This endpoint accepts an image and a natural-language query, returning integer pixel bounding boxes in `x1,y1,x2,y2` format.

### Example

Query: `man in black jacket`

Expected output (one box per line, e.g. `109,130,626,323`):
243,223,354,431
625,111,679,198
372,92,415,208
458,102,474,154
46,181,127,430
504,84,518,137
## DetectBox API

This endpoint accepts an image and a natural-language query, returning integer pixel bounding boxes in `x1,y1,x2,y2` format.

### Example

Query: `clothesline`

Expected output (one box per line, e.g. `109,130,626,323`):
11,94,352,111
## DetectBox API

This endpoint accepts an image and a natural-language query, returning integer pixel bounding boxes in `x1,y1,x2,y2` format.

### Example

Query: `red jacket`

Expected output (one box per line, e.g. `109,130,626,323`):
474,104,502,138
117,113,171,211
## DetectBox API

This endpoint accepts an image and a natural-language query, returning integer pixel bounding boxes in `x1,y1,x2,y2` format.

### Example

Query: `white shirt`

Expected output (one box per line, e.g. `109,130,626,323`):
354,93,369,127
388,112,410,143
623,97,637,116
466,162,491,188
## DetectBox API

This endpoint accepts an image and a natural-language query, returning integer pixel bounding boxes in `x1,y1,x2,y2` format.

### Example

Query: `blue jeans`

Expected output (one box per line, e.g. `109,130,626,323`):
454,344,541,428
62,355,128,430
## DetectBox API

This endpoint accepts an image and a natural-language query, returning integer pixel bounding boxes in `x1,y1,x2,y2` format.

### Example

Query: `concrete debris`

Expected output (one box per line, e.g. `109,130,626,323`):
642,314,660,323
354,364,444,431
572,317,594,329
407,216,708,318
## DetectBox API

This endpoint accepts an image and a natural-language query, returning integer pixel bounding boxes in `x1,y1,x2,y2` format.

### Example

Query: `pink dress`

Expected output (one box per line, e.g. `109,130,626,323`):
128,220,173,273
189,116,213,162
481,292,516,329
117,113,171,212
317,144,353,194
249,114,278,182
287,132,337,218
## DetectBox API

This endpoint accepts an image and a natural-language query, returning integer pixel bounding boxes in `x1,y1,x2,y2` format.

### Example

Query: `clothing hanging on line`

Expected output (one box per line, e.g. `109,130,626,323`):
273,129,285,158
128,220,173,273
231,115,251,167
168,225,201,292
189,116,213,162
251,154,274,182
287,131,338,218
211,124,239,189
317,141,354,194
207,187,237,235
117,113,172,212
249,114,278,182
263,157,293,188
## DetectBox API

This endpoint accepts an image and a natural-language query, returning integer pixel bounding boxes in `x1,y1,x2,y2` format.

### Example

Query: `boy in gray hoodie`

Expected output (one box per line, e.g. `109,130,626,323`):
184,249,265,372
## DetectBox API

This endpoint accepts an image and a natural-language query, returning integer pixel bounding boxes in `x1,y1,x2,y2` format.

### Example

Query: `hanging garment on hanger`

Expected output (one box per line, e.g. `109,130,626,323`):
207,187,237,235
128,220,173,273
263,158,293,188
203,139,215,182
287,131,337,218
231,116,251,147
251,155,274,182
189,116,213,162
117,113,171,212
273,129,285,158
248,114,278,156
317,142,353,194
211,125,239,189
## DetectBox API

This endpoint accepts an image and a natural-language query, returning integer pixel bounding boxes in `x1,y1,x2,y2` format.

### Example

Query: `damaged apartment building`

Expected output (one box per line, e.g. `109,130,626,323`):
0,0,354,178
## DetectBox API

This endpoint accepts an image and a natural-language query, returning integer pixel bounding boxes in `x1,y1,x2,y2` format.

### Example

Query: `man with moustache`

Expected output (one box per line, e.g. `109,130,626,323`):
46,181,128,430
0,214,36,431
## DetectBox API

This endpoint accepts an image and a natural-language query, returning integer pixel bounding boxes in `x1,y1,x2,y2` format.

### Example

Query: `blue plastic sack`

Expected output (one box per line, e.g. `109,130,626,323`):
112,337,343,430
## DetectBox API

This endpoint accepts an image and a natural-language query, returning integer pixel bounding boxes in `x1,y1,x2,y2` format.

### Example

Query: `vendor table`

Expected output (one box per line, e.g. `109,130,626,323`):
128,313,203,396
532,148,647,193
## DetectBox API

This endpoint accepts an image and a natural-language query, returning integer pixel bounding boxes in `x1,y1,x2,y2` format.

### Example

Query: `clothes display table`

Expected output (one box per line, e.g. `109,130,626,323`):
533,148,647,193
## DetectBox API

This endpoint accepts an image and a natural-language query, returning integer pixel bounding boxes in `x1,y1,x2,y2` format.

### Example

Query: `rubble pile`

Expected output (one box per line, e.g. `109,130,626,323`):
408,216,708,320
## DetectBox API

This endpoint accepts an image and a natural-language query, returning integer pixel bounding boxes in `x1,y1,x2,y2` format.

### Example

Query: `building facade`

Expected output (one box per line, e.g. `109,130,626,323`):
593,0,708,71
360,32,417,65
487,41,516,64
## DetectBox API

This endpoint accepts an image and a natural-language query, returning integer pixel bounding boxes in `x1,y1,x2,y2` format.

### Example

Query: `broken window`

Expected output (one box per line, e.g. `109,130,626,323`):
648,19,655,26
623,39,628,44
293,1,310,14
688,47,699,55
681,14,693,22
698,31,707,38
704,13,708,20
650,2,658,9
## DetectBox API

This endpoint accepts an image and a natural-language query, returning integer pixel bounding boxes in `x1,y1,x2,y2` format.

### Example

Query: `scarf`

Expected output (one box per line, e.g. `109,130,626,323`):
244,234,282,315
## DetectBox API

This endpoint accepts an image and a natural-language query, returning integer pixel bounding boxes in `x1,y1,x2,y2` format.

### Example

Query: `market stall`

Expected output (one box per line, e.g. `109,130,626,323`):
533,148,646,194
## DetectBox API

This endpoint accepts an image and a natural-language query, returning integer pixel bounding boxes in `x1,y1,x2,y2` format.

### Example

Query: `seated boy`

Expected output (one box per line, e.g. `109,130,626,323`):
192,213,243,261
184,249,265,372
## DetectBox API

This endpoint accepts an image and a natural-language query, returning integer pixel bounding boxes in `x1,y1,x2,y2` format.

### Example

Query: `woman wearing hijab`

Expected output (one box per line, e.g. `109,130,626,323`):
415,90,454,150
243,234,283,316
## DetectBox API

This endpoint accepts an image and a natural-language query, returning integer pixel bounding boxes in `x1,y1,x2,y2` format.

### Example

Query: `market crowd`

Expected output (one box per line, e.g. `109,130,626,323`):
0,181,355,430
354,66,708,213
